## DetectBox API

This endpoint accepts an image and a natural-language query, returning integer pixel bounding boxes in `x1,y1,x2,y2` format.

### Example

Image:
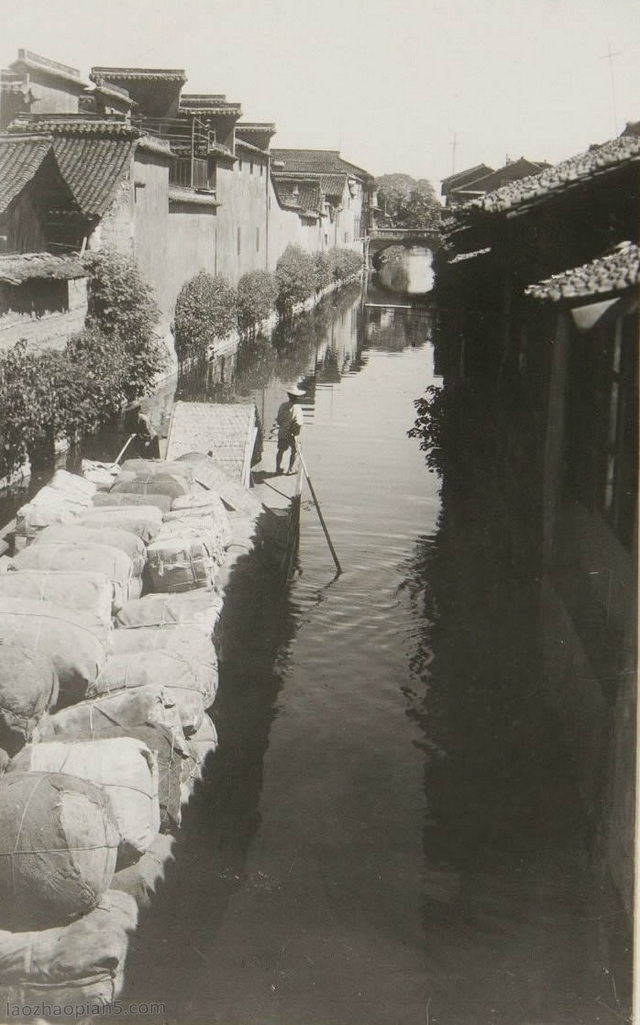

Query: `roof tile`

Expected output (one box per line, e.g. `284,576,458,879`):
0,251,87,284
525,242,640,302
0,134,52,213
467,135,640,214
271,148,371,180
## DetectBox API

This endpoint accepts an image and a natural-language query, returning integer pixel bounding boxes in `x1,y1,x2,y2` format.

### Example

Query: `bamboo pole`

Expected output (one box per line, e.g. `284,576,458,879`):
298,450,342,576
113,434,136,465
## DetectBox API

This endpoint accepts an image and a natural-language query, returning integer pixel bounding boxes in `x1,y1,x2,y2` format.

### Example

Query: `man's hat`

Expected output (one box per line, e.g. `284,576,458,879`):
285,384,305,397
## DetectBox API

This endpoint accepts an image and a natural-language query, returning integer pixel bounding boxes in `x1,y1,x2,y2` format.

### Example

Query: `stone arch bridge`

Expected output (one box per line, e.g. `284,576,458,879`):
364,228,440,270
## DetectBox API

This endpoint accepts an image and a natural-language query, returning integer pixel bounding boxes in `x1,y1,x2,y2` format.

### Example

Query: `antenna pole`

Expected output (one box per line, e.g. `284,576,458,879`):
600,43,622,135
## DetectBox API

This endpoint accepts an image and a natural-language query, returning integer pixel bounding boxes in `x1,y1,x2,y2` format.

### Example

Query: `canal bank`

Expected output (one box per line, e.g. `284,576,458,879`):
106,286,627,1025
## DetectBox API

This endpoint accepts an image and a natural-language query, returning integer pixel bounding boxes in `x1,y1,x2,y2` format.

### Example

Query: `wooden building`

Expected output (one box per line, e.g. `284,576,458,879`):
434,131,640,924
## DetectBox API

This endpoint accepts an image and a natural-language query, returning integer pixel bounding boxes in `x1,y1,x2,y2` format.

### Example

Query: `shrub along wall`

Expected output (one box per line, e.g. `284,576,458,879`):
0,250,167,480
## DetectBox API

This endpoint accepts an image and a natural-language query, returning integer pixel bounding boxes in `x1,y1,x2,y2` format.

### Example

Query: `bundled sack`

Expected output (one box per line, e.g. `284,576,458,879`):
227,514,263,554
34,524,146,576
36,685,184,749
115,589,224,639
110,470,190,501
184,713,218,785
176,452,264,516
77,504,164,543
10,738,161,866
0,890,136,1009
88,650,217,733
0,598,106,706
168,491,233,545
33,716,186,834
93,490,173,514
146,530,219,593
0,570,113,629
121,458,194,483
112,834,175,908
11,542,138,615
157,517,227,565
110,623,218,670
48,469,97,502
0,645,58,756
81,458,120,490
0,772,119,928
15,488,88,538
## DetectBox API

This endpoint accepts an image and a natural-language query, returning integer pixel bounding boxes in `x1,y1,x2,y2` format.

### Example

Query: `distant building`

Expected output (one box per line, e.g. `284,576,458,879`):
440,163,494,206
0,50,373,345
0,50,89,127
270,149,374,251
441,158,550,207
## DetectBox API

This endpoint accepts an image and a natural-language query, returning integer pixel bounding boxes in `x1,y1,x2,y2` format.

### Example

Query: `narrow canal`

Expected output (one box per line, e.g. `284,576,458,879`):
110,283,624,1025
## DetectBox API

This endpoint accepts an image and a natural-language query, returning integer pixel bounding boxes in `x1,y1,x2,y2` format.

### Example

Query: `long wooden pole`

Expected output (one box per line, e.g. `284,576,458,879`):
114,434,136,465
298,450,343,576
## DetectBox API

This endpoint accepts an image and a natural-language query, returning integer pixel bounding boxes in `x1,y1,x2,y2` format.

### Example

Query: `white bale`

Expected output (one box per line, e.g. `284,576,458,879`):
16,488,88,536
35,684,184,748
48,468,97,501
0,772,119,928
0,890,137,1008
34,524,146,575
11,541,137,614
10,738,161,865
115,589,224,639
88,650,217,734
185,713,218,783
0,570,113,629
77,504,164,542
0,597,107,705
81,459,120,490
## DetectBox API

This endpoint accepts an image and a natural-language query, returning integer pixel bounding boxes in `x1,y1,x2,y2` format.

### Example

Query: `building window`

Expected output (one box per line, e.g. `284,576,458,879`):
238,159,243,171
237,227,241,256
256,227,260,252
344,231,349,244
260,164,263,177
250,161,254,175
324,233,329,246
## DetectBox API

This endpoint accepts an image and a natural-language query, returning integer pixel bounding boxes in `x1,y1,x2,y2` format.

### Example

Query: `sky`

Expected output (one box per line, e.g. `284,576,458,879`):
2,0,640,186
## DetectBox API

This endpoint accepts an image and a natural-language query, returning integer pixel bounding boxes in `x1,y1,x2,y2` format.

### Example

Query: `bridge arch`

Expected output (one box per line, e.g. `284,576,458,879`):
365,229,441,271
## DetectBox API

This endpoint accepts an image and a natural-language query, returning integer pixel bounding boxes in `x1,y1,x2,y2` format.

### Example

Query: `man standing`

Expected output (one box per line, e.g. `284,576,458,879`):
275,385,305,475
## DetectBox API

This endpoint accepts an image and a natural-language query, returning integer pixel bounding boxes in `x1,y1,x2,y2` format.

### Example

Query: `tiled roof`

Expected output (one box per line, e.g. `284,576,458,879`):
525,242,640,302
271,168,345,198
0,134,52,213
271,176,322,215
180,95,242,116
457,157,550,196
467,134,640,214
137,136,174,159
236,122,276,136
52,132,134,217
235,138,268,157
91,67,187,83
441,163,494,187
271,148,372,180
12,117,140,138
0,252,86,284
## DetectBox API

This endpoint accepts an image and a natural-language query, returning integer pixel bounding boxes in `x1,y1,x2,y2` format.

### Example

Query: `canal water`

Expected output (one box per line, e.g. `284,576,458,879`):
112,282,626,1025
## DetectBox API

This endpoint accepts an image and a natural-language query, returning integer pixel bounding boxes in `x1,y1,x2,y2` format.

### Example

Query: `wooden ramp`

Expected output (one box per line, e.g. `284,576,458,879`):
165,402,258,487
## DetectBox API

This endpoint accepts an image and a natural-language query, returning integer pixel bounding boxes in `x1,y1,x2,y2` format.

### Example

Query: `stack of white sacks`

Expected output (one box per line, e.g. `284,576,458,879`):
0,456,265,1007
